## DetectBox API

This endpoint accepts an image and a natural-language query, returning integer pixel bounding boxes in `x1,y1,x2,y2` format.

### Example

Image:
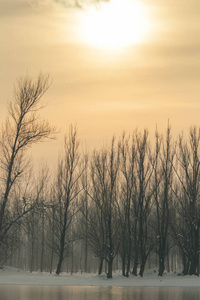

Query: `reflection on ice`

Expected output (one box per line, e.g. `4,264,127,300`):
0,286,200,300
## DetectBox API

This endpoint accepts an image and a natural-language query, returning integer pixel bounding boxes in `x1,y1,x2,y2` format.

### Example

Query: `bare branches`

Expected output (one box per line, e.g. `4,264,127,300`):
0,73,56,243
49,126,83,275
172,126,200,275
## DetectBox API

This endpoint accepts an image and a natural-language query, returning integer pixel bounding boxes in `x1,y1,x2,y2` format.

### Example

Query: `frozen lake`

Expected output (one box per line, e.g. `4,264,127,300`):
0,286,200,300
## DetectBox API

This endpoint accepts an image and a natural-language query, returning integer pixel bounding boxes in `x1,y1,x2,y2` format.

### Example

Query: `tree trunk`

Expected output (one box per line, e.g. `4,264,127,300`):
122,246,126,276
56,205,68,275
188,255,199,276
139,261,146,277
56,254,64,275
182,253,189,275
107,257,113,278
50,247,54,274
30,233,34,273
98,257,104,275
132,250,139,276
158,256,165,276
158,237,166,276
40,209,45,273
71,241,74,275
189,260,196,275
126,241,131,277
50,208,55,274
56,234,65,275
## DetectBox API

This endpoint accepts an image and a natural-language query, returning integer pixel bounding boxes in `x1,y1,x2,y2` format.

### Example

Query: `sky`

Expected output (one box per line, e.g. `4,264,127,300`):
1,0,200,165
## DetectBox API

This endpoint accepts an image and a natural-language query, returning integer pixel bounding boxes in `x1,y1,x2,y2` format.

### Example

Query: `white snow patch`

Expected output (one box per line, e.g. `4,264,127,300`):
0,267,199,287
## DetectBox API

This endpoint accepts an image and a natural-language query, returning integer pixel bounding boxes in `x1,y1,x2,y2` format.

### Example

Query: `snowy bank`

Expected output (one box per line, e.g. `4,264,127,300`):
0,267,199,287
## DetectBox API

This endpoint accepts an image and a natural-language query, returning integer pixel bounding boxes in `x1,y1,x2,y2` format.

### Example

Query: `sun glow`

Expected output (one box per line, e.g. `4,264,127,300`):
79,0,152,51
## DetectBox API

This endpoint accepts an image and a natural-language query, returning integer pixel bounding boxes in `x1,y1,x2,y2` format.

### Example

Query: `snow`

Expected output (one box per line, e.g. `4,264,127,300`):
0,267,200,287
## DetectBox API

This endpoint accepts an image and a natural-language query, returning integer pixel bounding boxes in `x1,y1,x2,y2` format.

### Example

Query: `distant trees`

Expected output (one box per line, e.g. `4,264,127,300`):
0,73,55,264
2,75,200,277
2,123,200,277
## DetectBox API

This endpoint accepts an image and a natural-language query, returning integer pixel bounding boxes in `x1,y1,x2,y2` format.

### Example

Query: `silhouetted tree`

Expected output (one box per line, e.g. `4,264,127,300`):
118,132,136,277
52,126,83,275
133,130,156,277
0,73,55,261
154,124,175,276
172,127,200,276
87,138,120,278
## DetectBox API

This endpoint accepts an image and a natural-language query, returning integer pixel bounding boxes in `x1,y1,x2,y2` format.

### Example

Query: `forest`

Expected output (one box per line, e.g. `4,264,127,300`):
0,74,200,279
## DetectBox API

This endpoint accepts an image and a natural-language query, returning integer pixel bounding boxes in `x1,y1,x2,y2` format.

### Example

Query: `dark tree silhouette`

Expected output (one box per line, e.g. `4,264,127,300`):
0,73,55,259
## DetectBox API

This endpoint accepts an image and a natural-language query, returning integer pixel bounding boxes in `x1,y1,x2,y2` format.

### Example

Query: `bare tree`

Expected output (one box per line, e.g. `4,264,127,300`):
133,130,156,277
0,73,55,257
172,126,200,275
118,132,136,277
79,154,89,273
154,124,175,276
87,138,120,278
51,126,83,275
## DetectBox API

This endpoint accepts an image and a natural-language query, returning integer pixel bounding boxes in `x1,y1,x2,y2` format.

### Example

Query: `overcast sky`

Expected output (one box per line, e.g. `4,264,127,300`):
1,0,200,164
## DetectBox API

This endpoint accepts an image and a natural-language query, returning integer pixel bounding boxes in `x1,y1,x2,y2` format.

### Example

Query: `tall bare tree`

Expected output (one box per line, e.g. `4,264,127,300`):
172,126,200,275
134,130,156,277
52,126,83,275
79,154,89,273
0,73,55,256
87,138,120,278
154,124,175,276
118,132,136,277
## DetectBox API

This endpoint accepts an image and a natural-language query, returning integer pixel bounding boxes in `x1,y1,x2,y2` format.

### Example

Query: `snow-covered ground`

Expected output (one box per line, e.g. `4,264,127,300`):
0,267,199,287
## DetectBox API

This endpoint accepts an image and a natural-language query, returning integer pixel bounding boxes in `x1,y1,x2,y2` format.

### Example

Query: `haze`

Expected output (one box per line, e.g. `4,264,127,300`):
1,0,200,164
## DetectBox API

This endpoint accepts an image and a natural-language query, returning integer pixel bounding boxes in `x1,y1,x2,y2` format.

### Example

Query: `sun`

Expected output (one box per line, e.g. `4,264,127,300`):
79,0,152,51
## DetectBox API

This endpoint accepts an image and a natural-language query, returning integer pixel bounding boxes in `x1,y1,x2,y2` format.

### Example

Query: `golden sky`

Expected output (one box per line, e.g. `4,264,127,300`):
1,0,200,164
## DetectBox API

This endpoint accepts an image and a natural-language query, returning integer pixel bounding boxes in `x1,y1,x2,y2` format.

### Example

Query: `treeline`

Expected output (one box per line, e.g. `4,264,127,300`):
0,74,200,278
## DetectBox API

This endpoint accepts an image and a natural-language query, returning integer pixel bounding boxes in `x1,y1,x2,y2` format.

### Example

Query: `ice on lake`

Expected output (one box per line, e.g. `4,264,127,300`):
0,286,200,300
